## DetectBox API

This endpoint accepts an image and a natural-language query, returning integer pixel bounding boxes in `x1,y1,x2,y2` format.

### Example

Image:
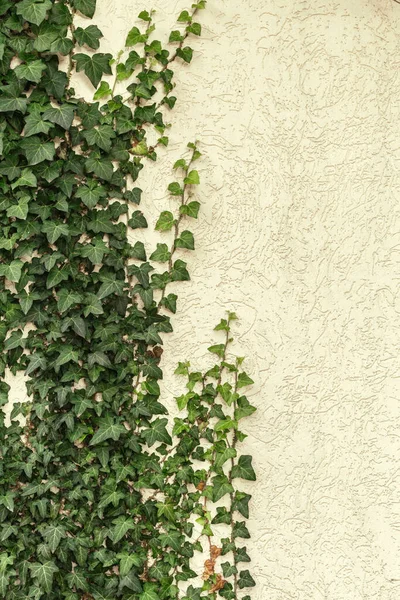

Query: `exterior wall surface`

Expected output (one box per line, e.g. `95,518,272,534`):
6,1,400,598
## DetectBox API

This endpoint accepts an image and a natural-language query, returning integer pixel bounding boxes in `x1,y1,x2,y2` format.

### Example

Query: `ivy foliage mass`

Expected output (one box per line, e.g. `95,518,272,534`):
0,1,256,599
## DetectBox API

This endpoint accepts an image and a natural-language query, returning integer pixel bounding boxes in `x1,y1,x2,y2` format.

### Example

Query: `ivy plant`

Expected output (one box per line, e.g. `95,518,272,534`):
0,1,256,599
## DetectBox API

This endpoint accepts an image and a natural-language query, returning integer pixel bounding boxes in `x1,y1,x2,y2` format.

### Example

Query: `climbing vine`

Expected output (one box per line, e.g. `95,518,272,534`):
0,1,256,599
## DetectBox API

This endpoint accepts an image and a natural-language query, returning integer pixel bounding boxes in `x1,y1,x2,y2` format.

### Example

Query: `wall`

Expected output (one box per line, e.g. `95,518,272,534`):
6,0,400,598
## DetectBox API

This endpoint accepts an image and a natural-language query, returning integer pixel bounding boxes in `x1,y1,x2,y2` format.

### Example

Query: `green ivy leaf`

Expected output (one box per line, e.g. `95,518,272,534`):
150,243,171,262
29,562,59,593
142,418,172,447
211,475,234,502
42,222,69,244
21,136,55,166
75,24,103,49
90,417,126,445
74,0,96,18
75,181,107,209
80,239,108,264
237,570,256,589
176,46,193,63
175,230,194,250
16,0,52,26
126,26,148,46
0,96,28,113
15,60,46,83
231,455,256,481
74,53,113,88
40,524,66,553
140,584,161,600
183,170,200,185
109,516,135,543
170,259,189,281
0,260,23,283
83,124,115,151
54,346,80,368
179,200,200,218
43,104,75,129
6,196,29,220
24,106,52,137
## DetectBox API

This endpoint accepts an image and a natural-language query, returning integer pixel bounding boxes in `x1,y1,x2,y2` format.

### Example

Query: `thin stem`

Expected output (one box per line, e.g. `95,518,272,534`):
159,144,198,304
67,8,77,82
111,50,124,96
228,366,239,597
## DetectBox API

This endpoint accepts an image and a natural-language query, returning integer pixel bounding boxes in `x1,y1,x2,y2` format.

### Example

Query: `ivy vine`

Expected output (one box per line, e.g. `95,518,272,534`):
0,1,257,600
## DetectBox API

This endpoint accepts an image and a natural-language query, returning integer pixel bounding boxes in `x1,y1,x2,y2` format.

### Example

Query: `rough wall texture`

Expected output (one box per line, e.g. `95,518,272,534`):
6,0,400,598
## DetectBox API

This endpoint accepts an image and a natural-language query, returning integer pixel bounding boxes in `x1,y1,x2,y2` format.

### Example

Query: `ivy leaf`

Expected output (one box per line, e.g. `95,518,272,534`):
15,60,46,83
231,455,256,481
43,105,75,129
16,0,52,26
233,521,250,539
94,81,112,100
88,351,112,368
10,170,35,192
140,584,161,600
41,524,66,553
29,562,59,593
26,354,47,376
149,243,171,262
118,553,142,577
159,531,183,552
237,570,256,589
233,492,251,518
74,53,113,88
0,493,14,512
75,25,103,49
237,372,254,388
90,417,126,445
179,201,200,218
221,562,238,578
128,211,148,229
33,23,59,51
176,46,193,63
126,26,148,46
97,275,124,299
54,346,80,368
175,230,194,250
57,289,81,313
109,516,135,543
21,136,55,166
83,125,115,151
235,547,251,563
0,260,23,283
183,170,200,185
84,293,104,317
80,239,108,264
142,418,172,447
74,0,96,17
170,259,189,281
6,196,29,220
24,106,52,137
155,211,174,231
75,181,107,208
0,96,28,113
211,475,234,502
85,155,114,181
66,570,88,591
42,222,69,244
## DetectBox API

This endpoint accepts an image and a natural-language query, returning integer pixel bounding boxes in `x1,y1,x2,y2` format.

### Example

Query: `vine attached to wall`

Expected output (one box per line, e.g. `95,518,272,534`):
0,1,256,599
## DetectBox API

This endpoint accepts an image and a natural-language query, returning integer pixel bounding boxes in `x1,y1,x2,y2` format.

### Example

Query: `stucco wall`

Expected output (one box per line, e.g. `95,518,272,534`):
6,0,400,598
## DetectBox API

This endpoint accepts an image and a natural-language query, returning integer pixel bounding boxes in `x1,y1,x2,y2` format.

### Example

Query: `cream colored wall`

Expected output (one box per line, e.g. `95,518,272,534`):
6,0,400,597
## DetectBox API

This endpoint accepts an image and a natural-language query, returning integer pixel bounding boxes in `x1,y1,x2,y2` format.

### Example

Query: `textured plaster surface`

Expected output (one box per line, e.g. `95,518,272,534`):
5,0,400,598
